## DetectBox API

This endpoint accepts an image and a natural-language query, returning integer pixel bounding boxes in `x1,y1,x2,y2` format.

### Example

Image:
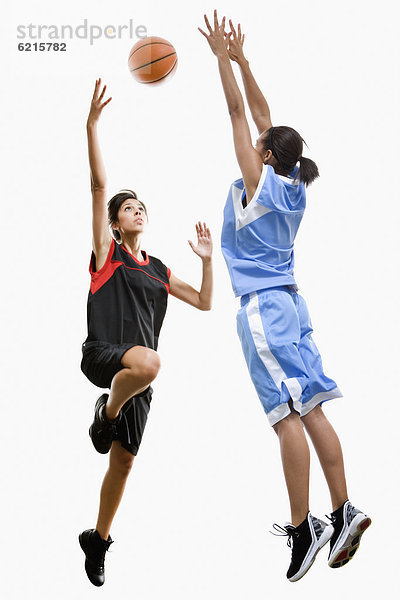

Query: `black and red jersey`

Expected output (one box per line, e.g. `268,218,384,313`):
84,238,170,350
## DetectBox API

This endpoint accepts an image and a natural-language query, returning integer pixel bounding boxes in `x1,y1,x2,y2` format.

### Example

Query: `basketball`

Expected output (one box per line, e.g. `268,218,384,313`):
128,36,178,85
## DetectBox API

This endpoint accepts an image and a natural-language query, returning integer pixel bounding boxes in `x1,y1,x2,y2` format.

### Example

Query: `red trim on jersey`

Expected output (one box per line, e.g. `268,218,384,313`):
120,244,150,265
89,238,115,276
90,260,124,294
89,239,169,294
124,266,170,293
90,239,123,294
167,267,171,279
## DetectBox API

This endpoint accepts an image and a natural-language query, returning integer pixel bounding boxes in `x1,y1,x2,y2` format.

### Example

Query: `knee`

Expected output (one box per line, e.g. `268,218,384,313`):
123,347,161,383
112,450,134,479
140,350,161,383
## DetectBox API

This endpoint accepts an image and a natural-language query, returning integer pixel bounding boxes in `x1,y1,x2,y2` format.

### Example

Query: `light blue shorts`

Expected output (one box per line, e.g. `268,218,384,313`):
236,285,343,426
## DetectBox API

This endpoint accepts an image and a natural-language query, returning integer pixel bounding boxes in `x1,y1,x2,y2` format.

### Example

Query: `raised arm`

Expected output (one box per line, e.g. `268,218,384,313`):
87,78,112,268
226,21,272,135
199,10,262,201
169,223,213,311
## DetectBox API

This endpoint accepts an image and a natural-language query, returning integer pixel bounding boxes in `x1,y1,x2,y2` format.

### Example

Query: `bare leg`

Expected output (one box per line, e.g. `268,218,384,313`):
93,347,159,540
301,405,348,512
96,441,134,540
273,409,310,527
105,346,160,421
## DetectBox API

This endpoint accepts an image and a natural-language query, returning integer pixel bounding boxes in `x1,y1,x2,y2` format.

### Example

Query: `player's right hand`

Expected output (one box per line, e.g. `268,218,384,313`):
87,78,112,125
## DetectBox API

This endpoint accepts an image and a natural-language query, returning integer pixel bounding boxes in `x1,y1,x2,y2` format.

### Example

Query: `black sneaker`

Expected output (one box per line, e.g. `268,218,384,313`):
79,528,113,586
327,500,371,568
272,512,334,582
89,394,120,454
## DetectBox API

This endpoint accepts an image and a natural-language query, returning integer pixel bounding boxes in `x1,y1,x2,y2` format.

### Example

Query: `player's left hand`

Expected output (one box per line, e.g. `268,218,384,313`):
198,9,229,57
226,20,246,64
188,222,213,261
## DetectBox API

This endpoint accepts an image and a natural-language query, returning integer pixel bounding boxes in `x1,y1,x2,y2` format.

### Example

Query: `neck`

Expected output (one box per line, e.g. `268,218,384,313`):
267,160,289,177
120,234,143,260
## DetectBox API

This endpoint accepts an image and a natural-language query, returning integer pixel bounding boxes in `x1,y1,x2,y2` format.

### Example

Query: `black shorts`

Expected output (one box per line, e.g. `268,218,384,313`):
81,340,153,456
81,340,136,389
114,386,152,455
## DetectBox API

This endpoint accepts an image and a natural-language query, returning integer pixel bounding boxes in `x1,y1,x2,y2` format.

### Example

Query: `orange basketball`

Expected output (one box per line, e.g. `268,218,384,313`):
128,36,178,85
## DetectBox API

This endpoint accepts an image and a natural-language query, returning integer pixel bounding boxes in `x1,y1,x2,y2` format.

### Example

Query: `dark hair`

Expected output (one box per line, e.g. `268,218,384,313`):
107,189,148,242
263,126,319,187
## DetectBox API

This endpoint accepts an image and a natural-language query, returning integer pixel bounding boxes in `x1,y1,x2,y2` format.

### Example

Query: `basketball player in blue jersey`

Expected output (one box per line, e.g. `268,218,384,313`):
199,11,370,582
79,79,213,586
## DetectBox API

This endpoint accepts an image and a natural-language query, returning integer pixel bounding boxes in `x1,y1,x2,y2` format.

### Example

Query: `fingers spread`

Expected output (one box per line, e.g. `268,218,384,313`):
99,85,106,101
204,14,212,33
92,79,99,98
101,97,112,108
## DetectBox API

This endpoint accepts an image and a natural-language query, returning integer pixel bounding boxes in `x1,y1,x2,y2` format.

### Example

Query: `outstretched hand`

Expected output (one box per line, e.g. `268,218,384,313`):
188,222,213,261
198,9,229,57
226,20,246,64
87,78,112,125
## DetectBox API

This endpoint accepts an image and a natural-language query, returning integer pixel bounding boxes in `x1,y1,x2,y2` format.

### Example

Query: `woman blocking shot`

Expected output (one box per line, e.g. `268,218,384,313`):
199,11,370,582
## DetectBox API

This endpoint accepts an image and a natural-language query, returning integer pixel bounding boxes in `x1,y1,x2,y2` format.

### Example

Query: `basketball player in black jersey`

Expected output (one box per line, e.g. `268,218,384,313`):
79,79,213,587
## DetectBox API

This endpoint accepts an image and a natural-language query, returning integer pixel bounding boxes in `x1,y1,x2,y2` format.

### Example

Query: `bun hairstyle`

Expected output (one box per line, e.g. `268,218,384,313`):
107,189,148,242
264,126,319,187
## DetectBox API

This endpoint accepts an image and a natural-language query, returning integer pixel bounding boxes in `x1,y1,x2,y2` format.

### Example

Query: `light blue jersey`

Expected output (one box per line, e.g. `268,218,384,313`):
221,164,306,297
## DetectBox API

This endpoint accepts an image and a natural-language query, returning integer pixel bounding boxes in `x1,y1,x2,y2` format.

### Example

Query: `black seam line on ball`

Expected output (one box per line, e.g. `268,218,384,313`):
128,41,173,61
141,58,178,84
129,52,176,72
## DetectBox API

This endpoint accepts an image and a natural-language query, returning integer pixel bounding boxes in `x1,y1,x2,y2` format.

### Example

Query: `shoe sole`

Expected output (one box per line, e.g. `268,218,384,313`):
79,533,104,587
328,516,371,568
289,524,334,582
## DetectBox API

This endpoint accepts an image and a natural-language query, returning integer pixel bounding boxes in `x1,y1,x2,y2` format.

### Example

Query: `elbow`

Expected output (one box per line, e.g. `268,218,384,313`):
229,97,246,118
198,301,212,311
91,182,106,193
229,106,245,118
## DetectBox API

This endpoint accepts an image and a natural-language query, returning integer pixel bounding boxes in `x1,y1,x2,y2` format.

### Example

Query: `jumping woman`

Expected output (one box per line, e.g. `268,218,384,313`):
199,11,370,583
79,79,213,586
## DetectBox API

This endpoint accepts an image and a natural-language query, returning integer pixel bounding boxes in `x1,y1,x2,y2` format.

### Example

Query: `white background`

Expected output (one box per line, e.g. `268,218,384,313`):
2,0,399,597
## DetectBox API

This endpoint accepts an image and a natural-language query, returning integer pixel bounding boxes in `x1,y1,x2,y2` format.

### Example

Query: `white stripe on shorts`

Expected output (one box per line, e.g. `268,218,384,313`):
246,292,303,419
301,387,343,417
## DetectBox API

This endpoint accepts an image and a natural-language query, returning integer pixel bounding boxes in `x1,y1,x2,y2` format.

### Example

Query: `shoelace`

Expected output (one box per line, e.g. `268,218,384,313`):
270,523,299,548
326,503,358,527
325,514,335,525
95,539,114,565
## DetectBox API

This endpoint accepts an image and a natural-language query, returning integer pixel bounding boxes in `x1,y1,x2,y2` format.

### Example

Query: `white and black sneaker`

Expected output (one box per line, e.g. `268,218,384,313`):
272,512,334,582
327,500,371,568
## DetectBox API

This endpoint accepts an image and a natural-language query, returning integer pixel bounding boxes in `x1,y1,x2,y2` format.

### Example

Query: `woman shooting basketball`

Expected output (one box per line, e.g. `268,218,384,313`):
199,10,370,582
79,78,213,586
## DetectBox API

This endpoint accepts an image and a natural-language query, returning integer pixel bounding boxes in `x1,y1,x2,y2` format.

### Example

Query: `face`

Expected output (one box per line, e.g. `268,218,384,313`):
113,198,148,237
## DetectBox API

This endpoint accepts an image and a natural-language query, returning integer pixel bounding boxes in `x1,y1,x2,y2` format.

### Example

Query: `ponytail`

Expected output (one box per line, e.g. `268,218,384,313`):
262,126,320,187
296,156,319,187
